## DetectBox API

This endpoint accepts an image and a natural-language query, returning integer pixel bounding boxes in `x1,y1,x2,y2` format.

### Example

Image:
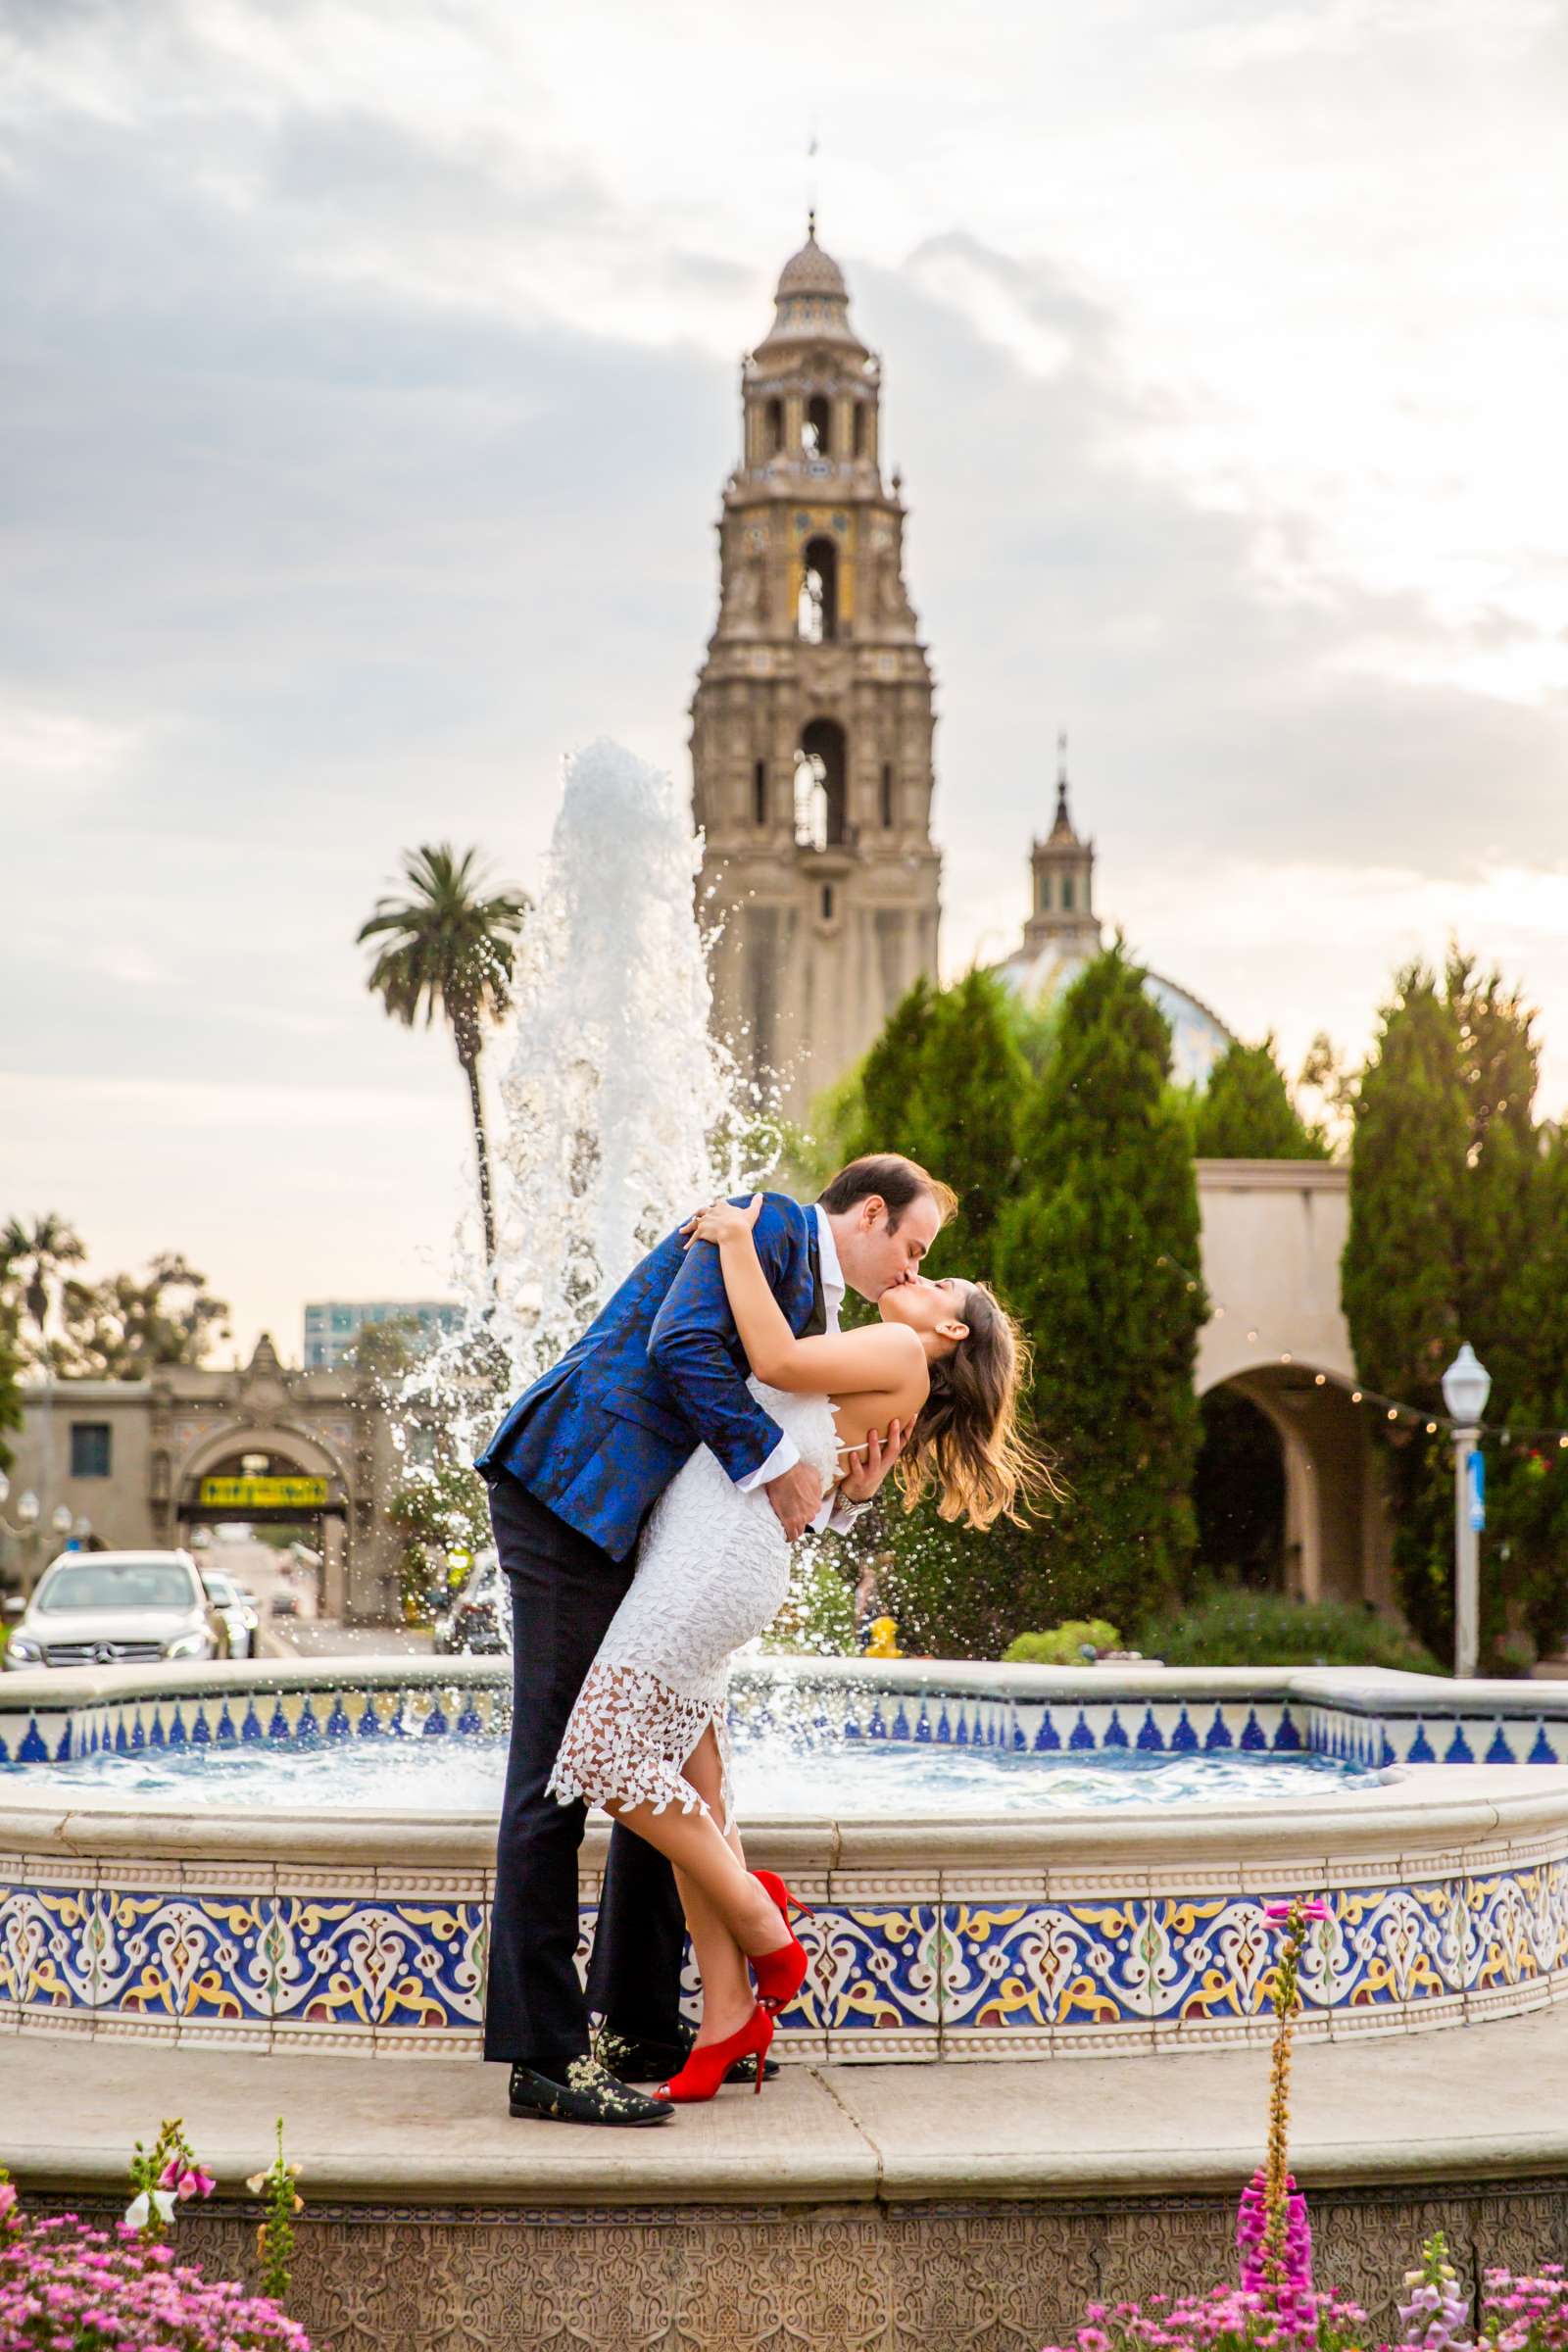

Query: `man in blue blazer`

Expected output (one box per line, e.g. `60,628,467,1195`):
474,1152,951,2125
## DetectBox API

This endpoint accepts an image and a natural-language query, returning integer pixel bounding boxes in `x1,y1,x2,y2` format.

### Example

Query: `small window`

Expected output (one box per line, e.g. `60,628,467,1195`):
71,1423,111,1479
753,760,767,825
805,394,831,457
1061,875,1075,910
820,884,834,920
854,405,866,458
765,398,784,456
1037,872,1051,912
880,763,895,828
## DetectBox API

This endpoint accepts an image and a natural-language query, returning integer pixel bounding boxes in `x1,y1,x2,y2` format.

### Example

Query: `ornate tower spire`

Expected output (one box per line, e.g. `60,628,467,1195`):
1023,731,1101,956
690,224,941,1117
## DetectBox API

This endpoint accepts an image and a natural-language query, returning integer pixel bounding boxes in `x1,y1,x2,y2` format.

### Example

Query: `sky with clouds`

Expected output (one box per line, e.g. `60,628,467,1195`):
3,0,1566,1362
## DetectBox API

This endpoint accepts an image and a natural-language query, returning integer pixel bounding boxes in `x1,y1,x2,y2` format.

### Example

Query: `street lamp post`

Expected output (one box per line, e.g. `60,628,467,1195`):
1441,1344,1492,1681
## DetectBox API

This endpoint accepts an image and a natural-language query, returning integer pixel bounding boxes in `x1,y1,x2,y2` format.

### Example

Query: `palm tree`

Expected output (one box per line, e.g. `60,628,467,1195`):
1,1213,87,1363
358,845,529,1265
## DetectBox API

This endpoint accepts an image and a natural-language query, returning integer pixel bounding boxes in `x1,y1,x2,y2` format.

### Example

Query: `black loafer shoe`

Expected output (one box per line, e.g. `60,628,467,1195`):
596,2022,780,2087
508,2057,672,2126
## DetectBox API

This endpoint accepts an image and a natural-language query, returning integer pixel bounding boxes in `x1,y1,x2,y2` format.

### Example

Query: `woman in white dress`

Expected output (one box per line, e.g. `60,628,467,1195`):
548,1195,1046,2102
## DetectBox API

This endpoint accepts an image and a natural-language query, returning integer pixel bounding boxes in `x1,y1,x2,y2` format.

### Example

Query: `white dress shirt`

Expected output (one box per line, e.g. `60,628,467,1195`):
734,1204,858,1532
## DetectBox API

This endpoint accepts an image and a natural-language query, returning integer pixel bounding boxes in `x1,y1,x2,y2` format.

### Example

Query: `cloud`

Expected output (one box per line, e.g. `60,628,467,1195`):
3,0,1567,1352
0,693,141,786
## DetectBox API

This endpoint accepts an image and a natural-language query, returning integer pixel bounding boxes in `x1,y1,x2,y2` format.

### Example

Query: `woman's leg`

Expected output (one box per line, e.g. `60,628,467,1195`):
605,1740,787,2043
671,1726,757,2044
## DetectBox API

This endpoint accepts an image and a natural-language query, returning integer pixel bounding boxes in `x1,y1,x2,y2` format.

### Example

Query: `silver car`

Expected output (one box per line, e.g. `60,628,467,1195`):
3,1549,220,1671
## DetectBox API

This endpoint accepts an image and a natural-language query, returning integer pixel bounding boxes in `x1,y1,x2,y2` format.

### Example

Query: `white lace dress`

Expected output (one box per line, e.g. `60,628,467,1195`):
548,1380,840,1834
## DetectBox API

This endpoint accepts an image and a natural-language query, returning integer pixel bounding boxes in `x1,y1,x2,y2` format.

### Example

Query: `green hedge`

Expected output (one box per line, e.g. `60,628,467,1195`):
1133,1587,1444,1674
1003,1620,1123,1665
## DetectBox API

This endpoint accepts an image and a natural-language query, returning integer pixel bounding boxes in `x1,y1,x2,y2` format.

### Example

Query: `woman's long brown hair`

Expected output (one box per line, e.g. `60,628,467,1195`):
895,1280,1060,1531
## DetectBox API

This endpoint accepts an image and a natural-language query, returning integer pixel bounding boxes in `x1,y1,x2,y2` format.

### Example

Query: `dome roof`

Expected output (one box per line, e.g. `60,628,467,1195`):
753,216,866,357
996,941,1235,1091
776,221,848,301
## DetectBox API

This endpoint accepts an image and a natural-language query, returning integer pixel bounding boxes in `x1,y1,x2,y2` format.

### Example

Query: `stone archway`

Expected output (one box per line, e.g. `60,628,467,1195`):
1196,1361,1390,1608
172,1420,356,1618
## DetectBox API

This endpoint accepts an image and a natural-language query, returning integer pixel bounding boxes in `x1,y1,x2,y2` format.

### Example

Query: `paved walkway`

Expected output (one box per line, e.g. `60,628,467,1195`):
6,2007,1568,2207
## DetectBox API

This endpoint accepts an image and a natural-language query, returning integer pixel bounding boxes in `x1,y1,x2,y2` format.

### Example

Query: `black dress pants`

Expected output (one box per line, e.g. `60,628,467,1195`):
482,1468,688,2069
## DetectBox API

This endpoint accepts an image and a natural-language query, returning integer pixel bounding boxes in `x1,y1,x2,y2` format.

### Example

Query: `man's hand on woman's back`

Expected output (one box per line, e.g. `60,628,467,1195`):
764,1458,823,1543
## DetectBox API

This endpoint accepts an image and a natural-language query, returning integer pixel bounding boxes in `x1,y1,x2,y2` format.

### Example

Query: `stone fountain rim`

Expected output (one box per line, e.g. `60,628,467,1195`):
5,1656,1568,1867
1,1650,1558,1716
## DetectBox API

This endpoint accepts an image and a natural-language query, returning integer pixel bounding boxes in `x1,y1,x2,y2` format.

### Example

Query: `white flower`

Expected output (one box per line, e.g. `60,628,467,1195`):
123,2188,175,2229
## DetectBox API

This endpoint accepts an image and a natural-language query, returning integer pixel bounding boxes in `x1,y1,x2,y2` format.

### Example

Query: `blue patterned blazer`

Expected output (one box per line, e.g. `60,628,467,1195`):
473,1193,819,1561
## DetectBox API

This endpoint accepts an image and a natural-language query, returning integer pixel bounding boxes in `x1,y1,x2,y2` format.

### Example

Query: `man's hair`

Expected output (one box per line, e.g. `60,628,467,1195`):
816,1152,957,1231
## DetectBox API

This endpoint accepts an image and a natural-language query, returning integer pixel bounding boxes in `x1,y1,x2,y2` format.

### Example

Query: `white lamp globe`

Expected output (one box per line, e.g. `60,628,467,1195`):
1441,1343,1492,1426
50,1503,73,1536
0,1472,8,1508
17,1491,39,1527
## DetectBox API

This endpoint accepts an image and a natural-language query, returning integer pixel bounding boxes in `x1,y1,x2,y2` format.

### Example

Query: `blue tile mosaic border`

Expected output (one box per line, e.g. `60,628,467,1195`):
4,1859,1563,2053
9,1677,1568,1774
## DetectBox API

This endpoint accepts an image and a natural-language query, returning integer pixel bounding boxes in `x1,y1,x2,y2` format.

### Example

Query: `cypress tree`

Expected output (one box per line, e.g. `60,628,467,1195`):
992,941,1207,1629
1341,956,1543,1658
852,976,934,1157
1494,1124,1568,1657
903,971,1026,1280
847,970,1024,1282
1193,1036,1330,1159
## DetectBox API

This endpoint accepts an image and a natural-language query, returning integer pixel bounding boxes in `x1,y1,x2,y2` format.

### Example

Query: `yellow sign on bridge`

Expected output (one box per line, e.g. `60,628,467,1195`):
197,1476,329,1510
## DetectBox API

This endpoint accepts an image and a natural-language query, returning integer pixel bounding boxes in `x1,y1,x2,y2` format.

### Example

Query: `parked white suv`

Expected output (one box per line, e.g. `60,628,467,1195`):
3,1550,220,1671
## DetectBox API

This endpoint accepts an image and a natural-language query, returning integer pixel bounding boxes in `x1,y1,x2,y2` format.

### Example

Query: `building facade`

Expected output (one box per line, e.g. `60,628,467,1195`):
0,1336,428,1622
303,1299,463,1371
693,219,942,1121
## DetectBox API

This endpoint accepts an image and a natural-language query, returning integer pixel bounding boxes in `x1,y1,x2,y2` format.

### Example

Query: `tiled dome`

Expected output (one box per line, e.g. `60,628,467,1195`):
775,221,849,301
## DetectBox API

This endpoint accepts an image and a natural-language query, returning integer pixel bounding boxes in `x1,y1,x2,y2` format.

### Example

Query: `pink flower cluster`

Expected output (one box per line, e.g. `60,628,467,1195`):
1236,2167,1314,2301
159,2161,217,2204
1482,2262,1568,2352
1038,2281,1370,2352
1037,2258,1568,2352
0,2211,312,2350
1263,1902,1329,1928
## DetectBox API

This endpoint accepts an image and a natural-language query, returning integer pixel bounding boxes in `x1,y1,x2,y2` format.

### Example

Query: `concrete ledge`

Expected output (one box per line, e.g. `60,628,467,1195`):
7,2006,1568,2212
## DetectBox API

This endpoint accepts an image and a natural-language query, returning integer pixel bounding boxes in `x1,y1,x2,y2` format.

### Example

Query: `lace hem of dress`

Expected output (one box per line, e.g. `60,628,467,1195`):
547,1661,734,1833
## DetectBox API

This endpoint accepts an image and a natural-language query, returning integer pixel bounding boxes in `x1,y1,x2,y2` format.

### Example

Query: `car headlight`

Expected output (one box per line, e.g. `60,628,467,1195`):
164,1629,212,1660
5,1634,42,1666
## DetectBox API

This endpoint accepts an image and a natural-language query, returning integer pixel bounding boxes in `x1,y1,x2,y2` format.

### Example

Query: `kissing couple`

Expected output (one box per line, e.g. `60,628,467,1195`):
474,1152,1041,2126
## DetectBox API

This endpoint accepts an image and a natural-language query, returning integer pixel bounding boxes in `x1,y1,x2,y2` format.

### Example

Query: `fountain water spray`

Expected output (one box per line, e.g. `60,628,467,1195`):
482,737,777,1392
412,739,779,1489
388,739,785,1643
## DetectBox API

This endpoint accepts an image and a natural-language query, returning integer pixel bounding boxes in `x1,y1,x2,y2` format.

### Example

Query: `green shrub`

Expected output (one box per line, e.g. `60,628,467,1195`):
1003,1619,1122,1665
1134,1587,1444,1674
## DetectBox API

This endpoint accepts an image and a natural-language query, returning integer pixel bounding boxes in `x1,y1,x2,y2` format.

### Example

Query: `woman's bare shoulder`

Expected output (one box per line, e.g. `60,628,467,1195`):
844,1320,925,1373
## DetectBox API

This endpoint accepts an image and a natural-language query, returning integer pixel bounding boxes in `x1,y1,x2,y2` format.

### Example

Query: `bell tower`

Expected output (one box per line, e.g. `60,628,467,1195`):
1024,733,1101,957
691,218,942,1120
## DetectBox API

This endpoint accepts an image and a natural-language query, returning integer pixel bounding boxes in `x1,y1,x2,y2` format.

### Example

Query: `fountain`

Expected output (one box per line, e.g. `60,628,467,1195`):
5,743,1568,2343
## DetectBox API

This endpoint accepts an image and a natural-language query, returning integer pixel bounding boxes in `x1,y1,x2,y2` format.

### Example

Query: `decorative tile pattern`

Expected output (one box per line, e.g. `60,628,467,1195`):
98,1887,273,2022
10,1664,1568,2055
943,1899,1145,2032
2,1859,1567,2052
270,1895,486,2033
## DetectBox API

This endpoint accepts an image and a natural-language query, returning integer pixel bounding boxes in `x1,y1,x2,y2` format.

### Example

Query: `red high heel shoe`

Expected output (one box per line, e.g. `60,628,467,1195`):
753,1869,815,1930
655,2005,774,2103
748,1870,814,2013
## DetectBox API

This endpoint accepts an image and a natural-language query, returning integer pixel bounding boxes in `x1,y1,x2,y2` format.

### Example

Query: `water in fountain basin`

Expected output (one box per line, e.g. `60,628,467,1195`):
6,1731,1388,1815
